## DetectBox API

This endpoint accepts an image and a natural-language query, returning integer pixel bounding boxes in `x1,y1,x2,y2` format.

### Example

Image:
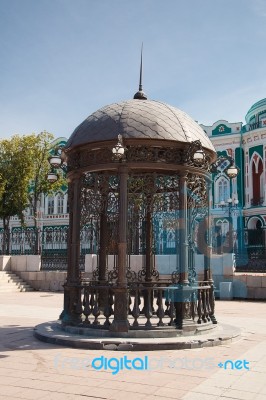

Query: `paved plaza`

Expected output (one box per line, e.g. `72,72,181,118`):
0,292,265,400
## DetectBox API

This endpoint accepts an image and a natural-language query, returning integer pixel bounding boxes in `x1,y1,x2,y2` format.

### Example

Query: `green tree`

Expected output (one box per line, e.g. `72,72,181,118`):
0,134,37,253
0,132,67,254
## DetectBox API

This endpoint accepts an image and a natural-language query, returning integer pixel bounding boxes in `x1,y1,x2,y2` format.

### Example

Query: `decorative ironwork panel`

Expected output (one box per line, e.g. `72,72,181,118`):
127,173,180,281
41,226,86,271
80,221,99,255
67,144,213,171
81,172,119,223
41,226,69,270
81,172,119,281
126,146,183,164
183,140,212,171
80,148,112,167
187,174,208,211
0,227,39,255
187,174,208,283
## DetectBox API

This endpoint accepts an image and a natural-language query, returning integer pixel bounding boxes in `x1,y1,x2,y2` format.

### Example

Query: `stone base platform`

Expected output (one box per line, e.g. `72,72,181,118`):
34,321,241,351
61,319,216,338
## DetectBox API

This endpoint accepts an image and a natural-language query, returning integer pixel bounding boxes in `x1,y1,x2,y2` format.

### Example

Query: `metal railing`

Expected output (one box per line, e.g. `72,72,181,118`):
70,281,215,329
246,121,266,131
0,226,95,271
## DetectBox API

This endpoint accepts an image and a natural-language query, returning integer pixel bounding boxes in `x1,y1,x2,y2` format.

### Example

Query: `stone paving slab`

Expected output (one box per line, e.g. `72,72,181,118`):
0,292,265,399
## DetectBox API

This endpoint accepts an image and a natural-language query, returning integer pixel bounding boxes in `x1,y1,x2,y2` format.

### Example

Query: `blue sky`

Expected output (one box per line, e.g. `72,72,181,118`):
1,0,266,139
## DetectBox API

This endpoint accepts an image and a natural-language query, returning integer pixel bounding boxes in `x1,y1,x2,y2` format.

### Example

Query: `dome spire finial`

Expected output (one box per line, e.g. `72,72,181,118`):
139,42,143,91
134,43,147,100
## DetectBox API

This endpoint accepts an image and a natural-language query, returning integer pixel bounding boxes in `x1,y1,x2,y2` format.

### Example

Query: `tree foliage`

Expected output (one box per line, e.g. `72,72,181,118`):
27,131,66,229
0,134,36,228
0,132,67,253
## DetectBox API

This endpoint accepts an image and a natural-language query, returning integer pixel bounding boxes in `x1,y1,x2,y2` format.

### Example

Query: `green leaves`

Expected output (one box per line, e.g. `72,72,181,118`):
0,134,35,224
0,131,67,228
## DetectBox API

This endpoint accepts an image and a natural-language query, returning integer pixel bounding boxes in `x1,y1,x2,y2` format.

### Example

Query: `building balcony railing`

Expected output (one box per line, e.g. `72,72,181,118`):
245,121,266,131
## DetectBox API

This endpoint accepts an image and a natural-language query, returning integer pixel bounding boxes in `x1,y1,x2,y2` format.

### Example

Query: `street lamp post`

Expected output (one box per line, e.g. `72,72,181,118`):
47,147,67,183
211,155,239,254
220,196,239,253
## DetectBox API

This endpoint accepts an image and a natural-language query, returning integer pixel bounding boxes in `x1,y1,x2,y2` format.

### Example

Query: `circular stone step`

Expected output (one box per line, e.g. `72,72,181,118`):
34,321,241,351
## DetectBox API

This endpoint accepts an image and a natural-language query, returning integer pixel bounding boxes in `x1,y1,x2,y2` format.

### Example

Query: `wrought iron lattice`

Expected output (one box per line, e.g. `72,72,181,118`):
11,227,38,255
127,173,180,281
0,227,39,255
80,172,119,281
41,225,93,271
80,219,99,255
187,174,208,211
126,145,183,164
183,140,212,171
41,226,69,270
187,174,208,283
81,172,119,224
67,144,213,172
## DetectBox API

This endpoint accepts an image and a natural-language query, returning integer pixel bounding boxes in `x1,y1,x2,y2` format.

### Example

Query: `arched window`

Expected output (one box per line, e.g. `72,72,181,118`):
57,193,64,214
216,219,229,237
251,155,263,206
47,196,54,215
216,177,229,205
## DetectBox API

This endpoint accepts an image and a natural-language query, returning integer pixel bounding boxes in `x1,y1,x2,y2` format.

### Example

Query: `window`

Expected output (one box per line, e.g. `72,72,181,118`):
28,206,34,216
47,196,54,215
251,156,263,206
216,177,229,204
57,193,64,214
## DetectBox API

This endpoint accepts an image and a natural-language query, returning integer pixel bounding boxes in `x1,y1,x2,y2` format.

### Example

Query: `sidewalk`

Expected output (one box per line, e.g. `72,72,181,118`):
0,292,265,400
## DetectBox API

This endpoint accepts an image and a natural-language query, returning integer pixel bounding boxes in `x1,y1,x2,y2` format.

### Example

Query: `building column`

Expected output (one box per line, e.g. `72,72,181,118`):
110,165,129,332
228,179,233,253
54,195,58,215
63,192,68,214
204,178,213,282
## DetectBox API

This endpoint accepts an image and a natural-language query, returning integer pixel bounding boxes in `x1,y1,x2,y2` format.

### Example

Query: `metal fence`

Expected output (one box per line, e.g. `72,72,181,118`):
235,246,266,272
0,226,97,271
1,226,266,272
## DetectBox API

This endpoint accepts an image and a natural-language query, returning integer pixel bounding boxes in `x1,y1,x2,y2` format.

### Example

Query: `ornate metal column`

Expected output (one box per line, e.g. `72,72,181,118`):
98,209,108,281
145,198,154,282
110,165,129,332
179,172,189,285
97,193,109,311
61,173,82,325
174,172,189,329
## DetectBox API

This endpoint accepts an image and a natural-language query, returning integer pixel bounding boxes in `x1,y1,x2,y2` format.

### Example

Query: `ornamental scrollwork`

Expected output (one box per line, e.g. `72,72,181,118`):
126,146,183,164
183,140,212,171
187,174,208,211
66,152,81,171
80,172,119,227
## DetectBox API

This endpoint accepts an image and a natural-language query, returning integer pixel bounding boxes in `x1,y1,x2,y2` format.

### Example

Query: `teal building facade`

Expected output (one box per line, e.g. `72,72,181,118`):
201,98,266,256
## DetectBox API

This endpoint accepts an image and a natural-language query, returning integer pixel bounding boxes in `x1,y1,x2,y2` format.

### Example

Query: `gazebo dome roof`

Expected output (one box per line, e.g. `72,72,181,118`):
65,99,215,152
